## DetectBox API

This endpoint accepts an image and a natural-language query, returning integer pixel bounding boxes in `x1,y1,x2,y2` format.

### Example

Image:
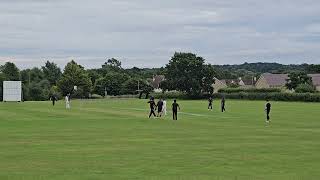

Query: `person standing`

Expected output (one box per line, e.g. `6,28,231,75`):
157,99,164,117
148,98,157,118
50,95,57,106
65,95,70,109
162,99,167,116
208,97,213,110
172,99,180,120
265,100,271,122
221,97,226,112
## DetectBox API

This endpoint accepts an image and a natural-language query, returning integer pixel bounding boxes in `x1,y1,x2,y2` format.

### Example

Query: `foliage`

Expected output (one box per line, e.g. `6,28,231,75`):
42,61,62,85
214,92,320,102
295,84,315,93
164,52,216,95
23,80,51,101
100,58,123,75
1,62,20,81
218,88,282,93
286,71,312,90
57,60,92,97
121,78,152,95
307,64,320,73
94,72,129,96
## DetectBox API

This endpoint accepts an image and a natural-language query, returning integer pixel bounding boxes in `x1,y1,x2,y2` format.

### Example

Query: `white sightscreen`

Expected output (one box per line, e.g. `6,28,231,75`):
3,81,22,102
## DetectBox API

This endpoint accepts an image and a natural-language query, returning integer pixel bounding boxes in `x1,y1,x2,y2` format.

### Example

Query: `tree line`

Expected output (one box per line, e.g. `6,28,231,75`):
1,52,320,101
0,59,161,101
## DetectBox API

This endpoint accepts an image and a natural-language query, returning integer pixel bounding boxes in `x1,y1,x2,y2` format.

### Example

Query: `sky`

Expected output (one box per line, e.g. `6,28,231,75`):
0,0,320,69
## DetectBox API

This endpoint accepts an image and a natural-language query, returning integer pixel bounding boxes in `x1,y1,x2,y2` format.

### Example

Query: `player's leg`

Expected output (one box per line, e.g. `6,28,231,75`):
152,109,156,117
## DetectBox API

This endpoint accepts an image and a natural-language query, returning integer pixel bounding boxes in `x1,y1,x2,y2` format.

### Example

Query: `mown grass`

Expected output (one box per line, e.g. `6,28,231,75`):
0,99,319,180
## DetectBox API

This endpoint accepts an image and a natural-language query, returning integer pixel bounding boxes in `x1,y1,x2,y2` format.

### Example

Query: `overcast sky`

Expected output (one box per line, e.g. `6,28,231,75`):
0,0,320,69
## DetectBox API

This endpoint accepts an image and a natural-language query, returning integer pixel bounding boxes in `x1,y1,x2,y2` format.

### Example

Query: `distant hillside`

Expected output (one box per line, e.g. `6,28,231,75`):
213,62,318,79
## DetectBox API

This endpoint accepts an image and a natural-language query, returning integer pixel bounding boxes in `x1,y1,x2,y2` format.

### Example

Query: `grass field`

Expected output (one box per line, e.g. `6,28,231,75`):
0,99,320,180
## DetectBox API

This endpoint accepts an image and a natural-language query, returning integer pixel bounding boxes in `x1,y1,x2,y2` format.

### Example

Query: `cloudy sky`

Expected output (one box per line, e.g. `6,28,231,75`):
0,0,320,69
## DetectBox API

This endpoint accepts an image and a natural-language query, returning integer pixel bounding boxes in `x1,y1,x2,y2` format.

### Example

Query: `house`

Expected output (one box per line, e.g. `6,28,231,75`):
150,75,165,92
309,74,320,91
255,73,289,89
255,73,320,91
212,77,254,92
212,78,228,93
239,77,257,88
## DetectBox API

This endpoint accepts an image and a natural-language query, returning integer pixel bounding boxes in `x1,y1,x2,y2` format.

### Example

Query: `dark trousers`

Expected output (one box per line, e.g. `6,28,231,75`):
149,109,156,118
266,110,270,120
208,104,212,109
221,104,225,112
173,110,178,120
52,101,55,106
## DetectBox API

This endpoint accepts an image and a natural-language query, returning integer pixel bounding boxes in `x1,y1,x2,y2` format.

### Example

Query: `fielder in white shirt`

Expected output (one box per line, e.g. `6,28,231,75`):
162,99,167,116
65,95,70,109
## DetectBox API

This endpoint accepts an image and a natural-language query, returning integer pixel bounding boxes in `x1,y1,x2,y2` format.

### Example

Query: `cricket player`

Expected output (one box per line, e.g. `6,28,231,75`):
157,99,164,117
221,97,226,112
148,98,157,118
265,100,271,122
50,95,57,106
172,99,180,120
65,95,70,109
208,97,213,110
162,99,167,116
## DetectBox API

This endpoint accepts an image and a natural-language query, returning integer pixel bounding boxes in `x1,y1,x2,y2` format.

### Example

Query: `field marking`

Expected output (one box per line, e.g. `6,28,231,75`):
116,107,222,118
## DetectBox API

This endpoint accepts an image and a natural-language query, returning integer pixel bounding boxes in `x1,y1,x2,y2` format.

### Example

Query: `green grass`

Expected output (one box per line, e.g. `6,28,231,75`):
0,99,320,180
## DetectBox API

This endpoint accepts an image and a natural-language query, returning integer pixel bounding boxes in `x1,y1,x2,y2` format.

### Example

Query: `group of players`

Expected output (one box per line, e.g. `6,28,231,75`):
147,97,180,120
52,93,272,123
148,96,272,123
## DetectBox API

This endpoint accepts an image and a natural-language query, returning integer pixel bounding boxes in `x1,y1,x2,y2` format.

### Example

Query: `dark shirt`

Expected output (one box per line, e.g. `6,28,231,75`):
221,99,225,105
148,100,156,109
172,102,180,111
266,103,271,111
157,101,163,109
51,96,56,101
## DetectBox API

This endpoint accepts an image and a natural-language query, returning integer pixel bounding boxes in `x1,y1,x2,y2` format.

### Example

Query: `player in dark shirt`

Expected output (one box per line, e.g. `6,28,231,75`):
50,95,57,106
148,99,157,118
208,97,213,110
157,99,164,117
265,100,271,122
172,99,180,120
221,97,226,112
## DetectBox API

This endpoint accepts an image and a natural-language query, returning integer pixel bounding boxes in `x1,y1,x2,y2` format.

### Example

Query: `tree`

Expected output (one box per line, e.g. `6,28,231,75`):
87,69,102,86
94,72,129,96
58,60,92,97
121,78,153,95
0,73,5,101
100,58,123,75
164,52,217,95
1,62,20,81
295,84,315,93
42,61,62,85
202,64,217,94
286,71,312,90
307,64,320,73
25,80,51,101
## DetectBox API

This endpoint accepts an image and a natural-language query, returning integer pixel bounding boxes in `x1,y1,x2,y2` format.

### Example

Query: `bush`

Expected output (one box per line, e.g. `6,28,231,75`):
218,88,282,93
213,92,320,102
151,91,189,99
295,84,315,93
151,91,212,100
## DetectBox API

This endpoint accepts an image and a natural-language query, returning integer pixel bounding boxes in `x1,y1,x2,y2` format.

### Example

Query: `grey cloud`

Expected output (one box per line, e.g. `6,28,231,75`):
1,0,320,69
